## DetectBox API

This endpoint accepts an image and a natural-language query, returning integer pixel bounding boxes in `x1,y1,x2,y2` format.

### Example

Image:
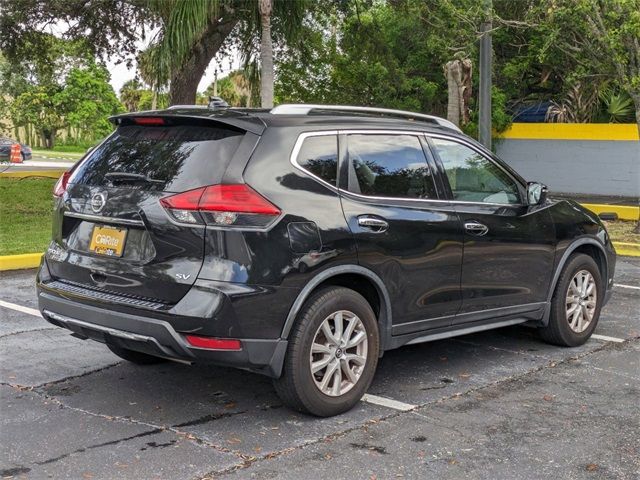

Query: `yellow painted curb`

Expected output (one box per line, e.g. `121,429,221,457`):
0,253,43,271
581,203,640,222
0,170,65,179
613,242,640,257
499,123,639,141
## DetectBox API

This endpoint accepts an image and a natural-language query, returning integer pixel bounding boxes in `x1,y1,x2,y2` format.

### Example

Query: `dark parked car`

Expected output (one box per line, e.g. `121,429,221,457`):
0,136,32,161
37,104,616,417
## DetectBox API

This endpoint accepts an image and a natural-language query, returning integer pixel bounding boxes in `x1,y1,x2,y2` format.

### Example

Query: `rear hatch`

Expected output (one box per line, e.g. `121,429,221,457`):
46,116,249,306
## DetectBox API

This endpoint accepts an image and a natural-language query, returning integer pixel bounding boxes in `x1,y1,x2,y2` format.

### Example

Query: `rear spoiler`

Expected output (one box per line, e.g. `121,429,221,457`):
109,110,266,136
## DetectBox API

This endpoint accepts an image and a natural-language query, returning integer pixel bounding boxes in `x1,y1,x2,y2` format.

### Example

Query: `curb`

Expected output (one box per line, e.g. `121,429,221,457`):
0,170,65,179
613,242,640,258
581,203,639,222
0,253,43,271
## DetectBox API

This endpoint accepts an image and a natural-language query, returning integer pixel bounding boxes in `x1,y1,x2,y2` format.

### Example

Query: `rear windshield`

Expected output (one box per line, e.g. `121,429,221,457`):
71,124,244,192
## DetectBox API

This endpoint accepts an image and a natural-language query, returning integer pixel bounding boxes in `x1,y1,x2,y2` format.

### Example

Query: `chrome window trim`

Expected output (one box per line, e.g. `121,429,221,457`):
290,129,527,207
63,211,145,226
427,133,526,207
289,130,341,192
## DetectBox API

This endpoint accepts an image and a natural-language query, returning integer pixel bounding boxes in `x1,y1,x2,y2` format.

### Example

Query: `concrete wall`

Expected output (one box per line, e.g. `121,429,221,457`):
495,124,639,198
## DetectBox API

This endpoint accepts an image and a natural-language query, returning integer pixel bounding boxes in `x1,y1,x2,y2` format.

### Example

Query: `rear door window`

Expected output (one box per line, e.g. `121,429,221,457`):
71,124,244,192
346,134,437,199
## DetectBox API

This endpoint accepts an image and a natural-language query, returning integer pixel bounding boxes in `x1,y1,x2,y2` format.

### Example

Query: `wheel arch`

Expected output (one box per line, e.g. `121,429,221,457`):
542,237,609,325
280,265,393,353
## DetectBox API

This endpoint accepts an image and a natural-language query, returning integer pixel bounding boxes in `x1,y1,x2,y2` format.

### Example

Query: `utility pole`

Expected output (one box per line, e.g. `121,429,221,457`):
213,69,218,97
478,0,492,149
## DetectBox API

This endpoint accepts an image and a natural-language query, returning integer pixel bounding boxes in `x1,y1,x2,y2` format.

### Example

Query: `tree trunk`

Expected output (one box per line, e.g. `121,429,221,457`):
168,19,238,106
461,58,473,125
259,0,274,108
445,60,462,126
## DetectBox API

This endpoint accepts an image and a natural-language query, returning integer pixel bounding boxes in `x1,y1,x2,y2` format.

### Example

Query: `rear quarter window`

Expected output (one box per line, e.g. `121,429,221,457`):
295,134,338,186
70,124,244,192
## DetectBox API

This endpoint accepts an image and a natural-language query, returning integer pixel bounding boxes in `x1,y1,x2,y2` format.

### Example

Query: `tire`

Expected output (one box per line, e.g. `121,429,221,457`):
106,344,167,365
274,287,380,417
538,253,603,347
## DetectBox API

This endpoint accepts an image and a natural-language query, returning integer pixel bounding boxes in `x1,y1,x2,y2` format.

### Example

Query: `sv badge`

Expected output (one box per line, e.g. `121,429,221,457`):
175,274,191,280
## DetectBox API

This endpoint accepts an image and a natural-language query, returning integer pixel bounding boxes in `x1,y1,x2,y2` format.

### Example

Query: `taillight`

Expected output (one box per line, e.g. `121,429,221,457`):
53,171,71,197
185,335,242,351
160,184,281,228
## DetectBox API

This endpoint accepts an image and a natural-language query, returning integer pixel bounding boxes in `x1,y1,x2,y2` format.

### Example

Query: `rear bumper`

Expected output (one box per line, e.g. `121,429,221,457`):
37,288,288,378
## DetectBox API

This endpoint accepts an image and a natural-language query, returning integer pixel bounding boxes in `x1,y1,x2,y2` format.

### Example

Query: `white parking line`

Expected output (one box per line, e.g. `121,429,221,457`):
591,334,625,343
361,394,416,412
615,284,640,291
0,300,41,318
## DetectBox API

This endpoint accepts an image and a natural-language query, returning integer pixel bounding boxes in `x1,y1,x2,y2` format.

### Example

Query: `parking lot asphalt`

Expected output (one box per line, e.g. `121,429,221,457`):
1,258,638,480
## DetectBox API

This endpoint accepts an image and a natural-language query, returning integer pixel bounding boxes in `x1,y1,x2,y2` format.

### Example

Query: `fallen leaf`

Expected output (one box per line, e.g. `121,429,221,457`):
82,473,94,479
586,463,598,472
224,402,237,409
226,437,241,445
458,373,471,379
543,395,554,402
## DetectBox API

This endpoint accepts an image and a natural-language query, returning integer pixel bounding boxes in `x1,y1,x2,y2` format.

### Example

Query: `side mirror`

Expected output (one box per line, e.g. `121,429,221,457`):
527,182,548,206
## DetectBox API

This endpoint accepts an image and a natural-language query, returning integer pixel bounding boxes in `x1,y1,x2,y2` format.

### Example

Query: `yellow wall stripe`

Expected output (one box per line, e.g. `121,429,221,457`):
499,123,639,141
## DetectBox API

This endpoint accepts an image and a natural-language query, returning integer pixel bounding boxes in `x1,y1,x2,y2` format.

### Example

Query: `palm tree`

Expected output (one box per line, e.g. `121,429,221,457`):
258,0,274,108
119,79,143,112
140,0,307,106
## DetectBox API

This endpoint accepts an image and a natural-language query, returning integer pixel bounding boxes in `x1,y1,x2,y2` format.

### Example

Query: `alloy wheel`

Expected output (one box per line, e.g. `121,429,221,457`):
309,310,368,397
565,269,597,333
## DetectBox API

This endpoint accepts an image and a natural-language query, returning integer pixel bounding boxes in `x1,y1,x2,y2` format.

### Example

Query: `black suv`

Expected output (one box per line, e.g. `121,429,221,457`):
37,104,616,417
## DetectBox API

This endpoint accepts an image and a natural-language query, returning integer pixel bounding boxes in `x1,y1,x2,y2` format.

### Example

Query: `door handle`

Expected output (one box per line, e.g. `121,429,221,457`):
464,221,489,236
357,216,389,233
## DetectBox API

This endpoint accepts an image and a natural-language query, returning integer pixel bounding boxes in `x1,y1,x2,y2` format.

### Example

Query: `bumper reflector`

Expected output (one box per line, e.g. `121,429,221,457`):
185,335,242,351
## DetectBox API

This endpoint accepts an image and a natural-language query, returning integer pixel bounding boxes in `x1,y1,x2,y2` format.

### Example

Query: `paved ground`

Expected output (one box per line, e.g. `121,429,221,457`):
1,152,79,174
0,258,638,480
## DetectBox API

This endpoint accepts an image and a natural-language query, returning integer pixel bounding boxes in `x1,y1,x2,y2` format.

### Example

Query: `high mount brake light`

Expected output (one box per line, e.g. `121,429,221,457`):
132,117,165,125
160,184,281,228
53,171,72,197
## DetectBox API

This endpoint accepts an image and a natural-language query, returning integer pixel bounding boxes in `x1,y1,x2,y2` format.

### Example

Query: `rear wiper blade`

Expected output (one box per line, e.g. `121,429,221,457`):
105,172,164,184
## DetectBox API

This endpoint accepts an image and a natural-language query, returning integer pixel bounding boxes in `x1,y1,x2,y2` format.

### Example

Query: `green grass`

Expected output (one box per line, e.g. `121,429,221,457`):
52,145,88,153
0,177,56,255
603,220,640,244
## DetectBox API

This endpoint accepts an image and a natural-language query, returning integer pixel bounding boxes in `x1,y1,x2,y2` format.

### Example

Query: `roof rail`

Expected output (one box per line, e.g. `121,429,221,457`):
167,104,208,110
270,104,462,132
